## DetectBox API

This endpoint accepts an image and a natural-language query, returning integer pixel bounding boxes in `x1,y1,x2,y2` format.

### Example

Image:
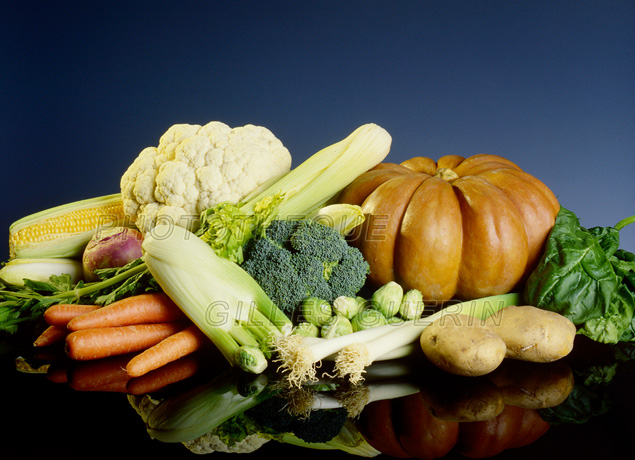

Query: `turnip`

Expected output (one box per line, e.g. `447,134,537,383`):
82,227,144,281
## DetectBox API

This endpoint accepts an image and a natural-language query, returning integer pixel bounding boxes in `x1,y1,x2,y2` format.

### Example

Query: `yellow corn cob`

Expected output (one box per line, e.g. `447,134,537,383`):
8,193,128,260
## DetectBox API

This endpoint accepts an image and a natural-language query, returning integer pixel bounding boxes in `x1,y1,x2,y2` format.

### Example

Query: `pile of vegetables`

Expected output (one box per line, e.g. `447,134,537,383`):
1,119,633,458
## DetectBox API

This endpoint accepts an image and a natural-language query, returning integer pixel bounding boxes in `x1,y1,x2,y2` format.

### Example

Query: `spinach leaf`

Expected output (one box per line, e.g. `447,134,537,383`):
524,208,635,343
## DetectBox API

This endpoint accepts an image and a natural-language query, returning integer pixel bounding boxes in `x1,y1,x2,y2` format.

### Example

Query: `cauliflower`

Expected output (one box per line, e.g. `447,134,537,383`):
120,121,292,234
183,432,270,455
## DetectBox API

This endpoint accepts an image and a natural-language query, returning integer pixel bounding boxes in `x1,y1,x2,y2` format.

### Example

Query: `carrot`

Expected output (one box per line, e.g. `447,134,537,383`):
46,363,69,383
65,322,186,361
125,324,208,378
43,304,100,327
126,354,201,395
66,293,186,331
33,325,68,347
78,380,130,393
68,354,133,390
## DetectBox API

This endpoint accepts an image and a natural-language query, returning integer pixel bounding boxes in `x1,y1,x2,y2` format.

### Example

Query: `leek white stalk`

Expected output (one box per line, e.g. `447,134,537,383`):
334,293,521,384
143,224,293,372
312,379,421,417
298,337,418,362
271,321,400,387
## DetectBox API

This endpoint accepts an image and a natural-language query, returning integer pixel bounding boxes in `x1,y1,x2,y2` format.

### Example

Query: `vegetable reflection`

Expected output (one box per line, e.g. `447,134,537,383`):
127,353,579,458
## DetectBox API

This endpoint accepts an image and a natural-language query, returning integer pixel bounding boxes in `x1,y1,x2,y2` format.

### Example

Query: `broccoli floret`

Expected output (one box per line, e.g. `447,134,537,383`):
290,220,350,262
241,238,308,313
245,395,349,444
291,253,333,300
292,407,349,443
263,219,299,248
328,246,371,298
241,219,370,319
245,396,297,435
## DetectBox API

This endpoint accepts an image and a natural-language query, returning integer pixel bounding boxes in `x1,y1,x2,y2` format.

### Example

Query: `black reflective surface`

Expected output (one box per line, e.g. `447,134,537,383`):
3,334,633,460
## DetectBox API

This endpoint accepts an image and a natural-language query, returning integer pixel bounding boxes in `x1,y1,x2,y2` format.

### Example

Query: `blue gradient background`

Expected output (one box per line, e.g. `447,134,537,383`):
1,2,634,457
1,0,633,257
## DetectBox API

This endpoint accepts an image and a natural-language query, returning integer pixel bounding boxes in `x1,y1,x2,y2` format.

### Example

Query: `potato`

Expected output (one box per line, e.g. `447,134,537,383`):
487,360,575,409
420,314,507,377
420,375,505,422
484,305,576,362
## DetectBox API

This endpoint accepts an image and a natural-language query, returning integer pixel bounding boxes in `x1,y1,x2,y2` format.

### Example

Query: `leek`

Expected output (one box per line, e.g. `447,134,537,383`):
274,293,520,387
143,224,293,373
310,379,421,416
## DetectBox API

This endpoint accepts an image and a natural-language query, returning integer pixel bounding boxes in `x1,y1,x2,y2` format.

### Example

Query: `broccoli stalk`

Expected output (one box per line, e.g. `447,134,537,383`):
240,220,370,320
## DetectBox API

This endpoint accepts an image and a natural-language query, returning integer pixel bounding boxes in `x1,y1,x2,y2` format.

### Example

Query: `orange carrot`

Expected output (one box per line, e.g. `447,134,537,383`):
77,379,131,393
66,293,186,331
65,322,186,361
46,363,69,383
33,325,68,347
126,354,201,395
125,324,208,377
43,304,100,327
68,354,133,390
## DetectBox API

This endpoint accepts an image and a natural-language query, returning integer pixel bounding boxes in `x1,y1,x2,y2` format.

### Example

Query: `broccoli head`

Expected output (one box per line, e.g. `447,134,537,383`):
241,237,308,313
246,394,349,444
241,219,370,319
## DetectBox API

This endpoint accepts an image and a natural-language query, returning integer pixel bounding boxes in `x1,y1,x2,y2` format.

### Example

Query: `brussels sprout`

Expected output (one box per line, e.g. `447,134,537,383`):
371,281,403,317
321,315,353,339
300,297,333,327
351,308,388,332
399,289,425,320
292,321,320,337
332,296,362,319
356,296,370,309
386,315,405,325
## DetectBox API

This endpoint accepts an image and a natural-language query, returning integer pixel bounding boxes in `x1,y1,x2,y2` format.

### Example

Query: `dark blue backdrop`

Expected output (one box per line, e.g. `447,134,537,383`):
2,0,634,258
1,2,635,458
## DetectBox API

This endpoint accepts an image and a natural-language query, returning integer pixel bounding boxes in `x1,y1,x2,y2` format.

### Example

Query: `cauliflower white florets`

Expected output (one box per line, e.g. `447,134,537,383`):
120,121,292,234
183,432,270,455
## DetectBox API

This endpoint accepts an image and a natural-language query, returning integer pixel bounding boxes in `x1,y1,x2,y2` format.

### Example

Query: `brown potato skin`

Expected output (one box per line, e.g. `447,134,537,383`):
420,314,507,377
419,372,506,422
487,360,575,409
485,305,576,362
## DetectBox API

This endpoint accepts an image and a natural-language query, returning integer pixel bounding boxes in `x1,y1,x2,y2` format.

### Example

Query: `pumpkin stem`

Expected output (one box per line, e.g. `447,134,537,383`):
434,167,460,182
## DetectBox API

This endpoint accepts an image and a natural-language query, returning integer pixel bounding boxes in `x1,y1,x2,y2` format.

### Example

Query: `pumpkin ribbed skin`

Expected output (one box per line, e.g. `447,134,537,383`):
338,154,559,301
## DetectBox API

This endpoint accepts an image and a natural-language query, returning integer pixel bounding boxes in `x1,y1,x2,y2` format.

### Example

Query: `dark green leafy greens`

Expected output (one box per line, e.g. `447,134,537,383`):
540,340,635,425
524,207,635,343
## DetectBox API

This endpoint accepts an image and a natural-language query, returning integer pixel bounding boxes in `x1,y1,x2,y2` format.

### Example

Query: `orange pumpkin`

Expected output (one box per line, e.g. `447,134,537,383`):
338,154,559,301
356,392,550,460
